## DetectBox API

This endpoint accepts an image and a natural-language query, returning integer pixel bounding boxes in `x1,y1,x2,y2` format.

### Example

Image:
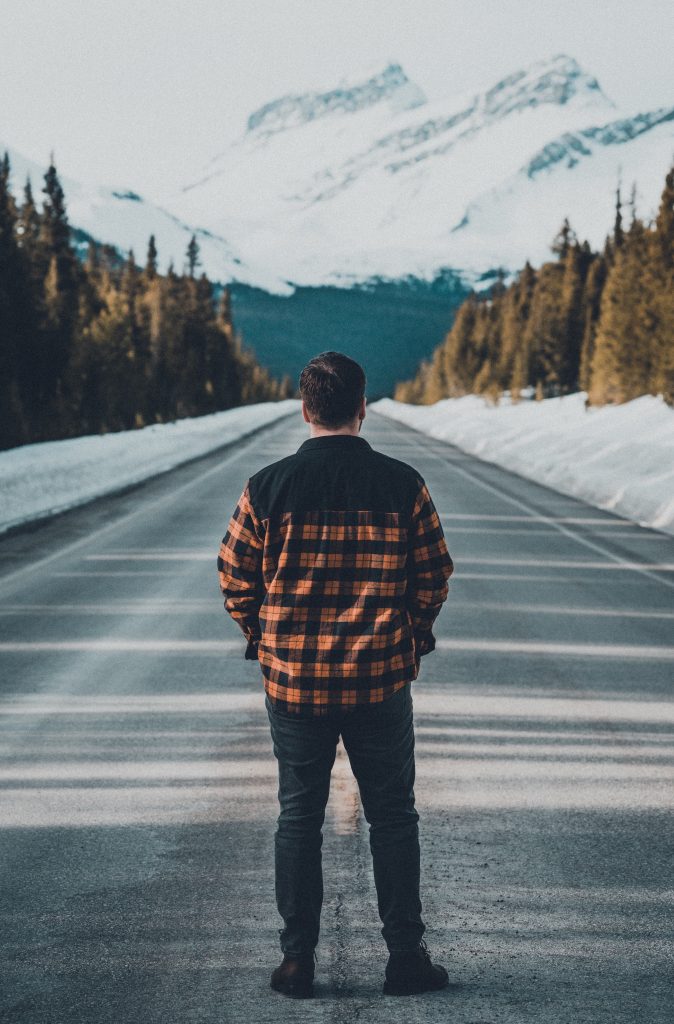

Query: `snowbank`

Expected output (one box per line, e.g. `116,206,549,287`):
0,400,300,535
371,393,674,536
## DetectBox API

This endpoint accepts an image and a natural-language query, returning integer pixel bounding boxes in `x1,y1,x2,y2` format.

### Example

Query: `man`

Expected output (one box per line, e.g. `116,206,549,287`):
216,351,453,998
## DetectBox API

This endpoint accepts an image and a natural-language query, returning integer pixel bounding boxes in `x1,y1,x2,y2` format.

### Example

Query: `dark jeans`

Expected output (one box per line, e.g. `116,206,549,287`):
264,683,426,956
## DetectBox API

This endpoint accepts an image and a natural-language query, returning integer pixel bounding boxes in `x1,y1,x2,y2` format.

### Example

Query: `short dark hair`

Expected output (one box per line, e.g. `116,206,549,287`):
299,351,366,429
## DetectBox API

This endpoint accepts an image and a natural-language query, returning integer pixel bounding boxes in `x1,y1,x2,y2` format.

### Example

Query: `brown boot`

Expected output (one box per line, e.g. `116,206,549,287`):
270,950,316,998
383,939,449,996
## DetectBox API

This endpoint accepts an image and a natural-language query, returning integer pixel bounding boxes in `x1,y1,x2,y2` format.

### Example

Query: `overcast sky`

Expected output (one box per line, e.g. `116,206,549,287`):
2,0,673,198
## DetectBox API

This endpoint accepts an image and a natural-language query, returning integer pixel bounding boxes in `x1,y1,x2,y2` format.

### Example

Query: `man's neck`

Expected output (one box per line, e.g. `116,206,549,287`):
308,421,362,438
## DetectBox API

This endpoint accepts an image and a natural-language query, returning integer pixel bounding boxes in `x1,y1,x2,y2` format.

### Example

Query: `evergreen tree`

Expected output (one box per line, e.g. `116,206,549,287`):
559,241,585,392
0,153,29,446
589,215,652,403
650,164,674,401
524,260,565,395
145,234,158,280
550,216,577,259
627,181,638,227
86,281,137,431
15,177,48,430
121,249,151,425
420,345,447,404
39,158,81,432
578,255,607,392
16,178,42,267
440,292,481,395
500,261,536,397
212,283,241,408
654,164,674,270
613,182,624,251
84,240,99,274
186,234,200,278
153,263,187,419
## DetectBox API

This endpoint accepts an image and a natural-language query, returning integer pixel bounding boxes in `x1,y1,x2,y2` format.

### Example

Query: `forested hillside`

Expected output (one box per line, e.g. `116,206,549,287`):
395,165,674,407
0,154,292,451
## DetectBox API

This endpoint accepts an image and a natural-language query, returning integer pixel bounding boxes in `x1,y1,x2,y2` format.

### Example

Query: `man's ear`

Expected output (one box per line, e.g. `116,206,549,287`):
301,400,311,424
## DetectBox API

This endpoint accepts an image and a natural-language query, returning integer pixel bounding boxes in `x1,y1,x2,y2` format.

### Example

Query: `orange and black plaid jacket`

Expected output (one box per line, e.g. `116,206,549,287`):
217,433,453,715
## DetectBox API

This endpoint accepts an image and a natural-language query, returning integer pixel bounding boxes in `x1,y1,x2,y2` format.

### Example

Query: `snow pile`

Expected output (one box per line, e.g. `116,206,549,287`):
0,400,300,535
371,393,674,535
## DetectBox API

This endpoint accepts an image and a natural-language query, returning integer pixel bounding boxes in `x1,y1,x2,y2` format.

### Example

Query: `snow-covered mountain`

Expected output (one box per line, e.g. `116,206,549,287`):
4,53,673,295
166,52,674,290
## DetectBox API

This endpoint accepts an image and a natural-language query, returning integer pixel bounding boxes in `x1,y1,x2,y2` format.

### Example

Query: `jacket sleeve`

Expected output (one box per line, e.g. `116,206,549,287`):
216,481,265,658
406,479,454,657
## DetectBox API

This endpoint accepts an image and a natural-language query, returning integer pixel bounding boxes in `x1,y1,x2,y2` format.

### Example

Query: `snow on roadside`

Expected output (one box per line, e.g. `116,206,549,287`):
370,392,674,536
0,399,301,536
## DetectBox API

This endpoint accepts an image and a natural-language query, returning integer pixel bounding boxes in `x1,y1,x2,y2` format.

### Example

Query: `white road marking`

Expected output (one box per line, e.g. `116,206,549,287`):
442,600,674,619
85,553,215,560
0,637,672,659
2,691,673,724
413,725,674,742
0,601,218,615
1,637,672,658
0,692,260,715
5,599,669,619
433,639,674,658
452,572,630,582
82,553,674,570
2,739,672,782
0,639,239,652
2,770,672,828
0,760,277,781
457,557,674,571
437,513,640,526
51,571,184,577
440,526,668,539
0,762,670,790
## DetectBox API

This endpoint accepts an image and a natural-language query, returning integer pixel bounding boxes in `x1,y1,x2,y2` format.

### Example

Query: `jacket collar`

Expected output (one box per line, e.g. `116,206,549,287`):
297,433,372,454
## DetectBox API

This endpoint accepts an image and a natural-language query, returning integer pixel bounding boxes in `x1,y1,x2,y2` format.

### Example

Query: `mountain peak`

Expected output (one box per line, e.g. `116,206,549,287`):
246,61,427,137
482,52,613,119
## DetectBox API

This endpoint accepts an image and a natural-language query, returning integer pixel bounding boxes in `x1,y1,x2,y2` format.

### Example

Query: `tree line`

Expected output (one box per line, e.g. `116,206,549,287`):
395,163,674,407
0,154,293,451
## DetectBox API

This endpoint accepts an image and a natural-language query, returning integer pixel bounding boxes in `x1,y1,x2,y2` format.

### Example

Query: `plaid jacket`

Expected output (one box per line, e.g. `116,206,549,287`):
216,432,453,715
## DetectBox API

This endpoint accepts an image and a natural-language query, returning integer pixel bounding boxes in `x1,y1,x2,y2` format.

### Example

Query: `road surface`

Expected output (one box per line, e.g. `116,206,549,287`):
1,408,673,1023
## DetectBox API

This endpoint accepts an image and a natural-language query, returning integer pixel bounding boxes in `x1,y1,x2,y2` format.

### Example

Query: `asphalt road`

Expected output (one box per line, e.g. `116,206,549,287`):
1,408,673,1023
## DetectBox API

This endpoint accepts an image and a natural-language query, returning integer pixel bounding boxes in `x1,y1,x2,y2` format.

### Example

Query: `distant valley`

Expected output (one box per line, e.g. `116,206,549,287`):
228,272,471,397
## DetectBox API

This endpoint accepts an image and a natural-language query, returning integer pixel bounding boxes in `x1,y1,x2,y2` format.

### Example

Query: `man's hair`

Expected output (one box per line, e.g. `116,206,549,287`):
299,351,366,429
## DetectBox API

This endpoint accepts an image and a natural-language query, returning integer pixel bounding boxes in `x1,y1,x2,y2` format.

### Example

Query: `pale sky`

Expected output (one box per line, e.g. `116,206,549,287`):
2,0,673,199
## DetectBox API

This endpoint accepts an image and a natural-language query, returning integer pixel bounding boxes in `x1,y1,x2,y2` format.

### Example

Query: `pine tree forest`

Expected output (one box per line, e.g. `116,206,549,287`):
0,154,293,451
395,164,674,408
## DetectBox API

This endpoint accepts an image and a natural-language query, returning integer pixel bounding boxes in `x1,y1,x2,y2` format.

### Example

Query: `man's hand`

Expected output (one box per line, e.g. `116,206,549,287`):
245,638,260,661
